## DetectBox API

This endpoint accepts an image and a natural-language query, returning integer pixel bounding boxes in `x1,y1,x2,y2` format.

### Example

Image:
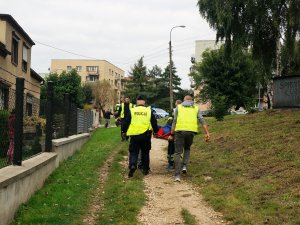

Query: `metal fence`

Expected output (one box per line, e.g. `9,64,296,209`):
0,79,95,169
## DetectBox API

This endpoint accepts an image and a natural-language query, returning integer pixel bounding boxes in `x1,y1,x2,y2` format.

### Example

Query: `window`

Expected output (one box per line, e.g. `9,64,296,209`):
67,66,72,72
22,44,29,72
86,75,99,82
11,33,19,65
26,94,33,116
0,83,9,110
86,66,99,72
76,66,82,72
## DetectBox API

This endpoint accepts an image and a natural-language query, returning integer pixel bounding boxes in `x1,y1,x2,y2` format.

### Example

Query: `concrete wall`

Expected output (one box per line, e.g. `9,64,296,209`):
52,133,90,167
0,153,57,225
0,133,90,225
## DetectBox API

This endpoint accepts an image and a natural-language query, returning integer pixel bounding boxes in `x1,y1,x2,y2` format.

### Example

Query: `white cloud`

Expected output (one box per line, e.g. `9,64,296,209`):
1,0,216,89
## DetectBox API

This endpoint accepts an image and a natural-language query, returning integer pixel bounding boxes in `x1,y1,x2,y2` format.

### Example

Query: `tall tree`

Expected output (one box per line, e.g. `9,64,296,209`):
197,0,300,76
92,80,115,112
190,46,259,120
123,57,148,99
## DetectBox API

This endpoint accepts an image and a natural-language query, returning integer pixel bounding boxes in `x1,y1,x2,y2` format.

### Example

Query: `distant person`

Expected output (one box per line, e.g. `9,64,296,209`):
7,109,15,164
123,95,159,177
118,96,133,141
169,95,210,182
103,109,113,128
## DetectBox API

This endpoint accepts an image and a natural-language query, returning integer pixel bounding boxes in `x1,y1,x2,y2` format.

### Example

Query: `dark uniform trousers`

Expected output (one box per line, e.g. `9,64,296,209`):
129,131,152,172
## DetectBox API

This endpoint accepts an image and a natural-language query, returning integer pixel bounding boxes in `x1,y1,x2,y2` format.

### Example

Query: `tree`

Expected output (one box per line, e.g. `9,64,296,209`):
123,57,148,99
92,80,115,113
40,69,84,115
281,39,300,76
190,46,259,120
82,83,94,104
197,0,300,76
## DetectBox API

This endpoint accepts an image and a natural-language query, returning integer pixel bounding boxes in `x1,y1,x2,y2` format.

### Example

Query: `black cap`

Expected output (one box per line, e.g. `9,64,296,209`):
136,95,145,100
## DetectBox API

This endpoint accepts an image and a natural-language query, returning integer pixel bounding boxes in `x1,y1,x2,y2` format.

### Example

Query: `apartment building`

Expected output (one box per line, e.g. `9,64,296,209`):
51,59,124,101
192,40,222,111
0,14,44,116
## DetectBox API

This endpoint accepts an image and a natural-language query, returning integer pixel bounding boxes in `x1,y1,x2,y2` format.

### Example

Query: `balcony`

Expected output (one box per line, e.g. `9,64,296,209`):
86,75,99,82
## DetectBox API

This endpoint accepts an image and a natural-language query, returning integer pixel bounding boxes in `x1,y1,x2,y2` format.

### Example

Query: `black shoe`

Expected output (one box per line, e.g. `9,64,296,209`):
128,166,136,178
142,170,149,175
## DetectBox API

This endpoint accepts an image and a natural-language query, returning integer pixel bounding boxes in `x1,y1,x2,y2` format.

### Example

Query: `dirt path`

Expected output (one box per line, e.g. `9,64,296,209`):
138,138,226,225
82,152,116,225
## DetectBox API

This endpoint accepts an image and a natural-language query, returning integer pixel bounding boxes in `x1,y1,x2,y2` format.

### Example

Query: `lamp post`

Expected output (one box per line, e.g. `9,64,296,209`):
169,25,185,112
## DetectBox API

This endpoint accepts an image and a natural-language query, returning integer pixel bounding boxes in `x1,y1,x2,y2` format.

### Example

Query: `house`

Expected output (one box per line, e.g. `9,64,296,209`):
0,14,44,116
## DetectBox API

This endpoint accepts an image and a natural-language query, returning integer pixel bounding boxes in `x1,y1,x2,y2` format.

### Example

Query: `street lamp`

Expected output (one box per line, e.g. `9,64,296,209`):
169,25,185,112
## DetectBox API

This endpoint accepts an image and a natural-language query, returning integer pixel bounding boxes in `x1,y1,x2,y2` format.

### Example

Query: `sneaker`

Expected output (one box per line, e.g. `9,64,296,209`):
174,175,181,182
128,166,136,178
182,165,187,174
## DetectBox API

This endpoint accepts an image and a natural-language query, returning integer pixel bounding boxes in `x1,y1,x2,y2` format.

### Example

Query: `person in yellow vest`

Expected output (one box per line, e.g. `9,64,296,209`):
123,95,159,178
169,95,210,182
117,96,134,141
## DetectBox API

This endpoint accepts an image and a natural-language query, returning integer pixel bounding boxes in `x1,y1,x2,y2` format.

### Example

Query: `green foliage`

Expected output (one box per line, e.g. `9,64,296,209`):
211,95,230,121
181,209,198,225
82,83,94,104
197,0,300,76
281,39,300,76
40,69,85,114
123,58,182,110
0,110,9,158
190,46,259,120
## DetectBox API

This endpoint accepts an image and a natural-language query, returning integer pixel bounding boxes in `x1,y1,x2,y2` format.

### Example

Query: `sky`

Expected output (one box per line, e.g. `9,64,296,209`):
2,0,216,89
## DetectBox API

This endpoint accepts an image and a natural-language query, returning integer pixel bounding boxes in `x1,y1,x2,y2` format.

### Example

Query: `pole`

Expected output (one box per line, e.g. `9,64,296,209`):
45,81,54,152
13,77,24,166
169,39,173,113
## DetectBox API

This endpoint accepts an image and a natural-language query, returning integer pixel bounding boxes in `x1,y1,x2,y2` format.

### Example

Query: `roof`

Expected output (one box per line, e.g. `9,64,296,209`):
0,14,35,46
30,68,44,83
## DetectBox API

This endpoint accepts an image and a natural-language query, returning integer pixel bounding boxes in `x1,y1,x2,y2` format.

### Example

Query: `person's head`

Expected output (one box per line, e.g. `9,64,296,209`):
183,95,193,101
124,96,130,103
175,99,182,106
136,95,145,106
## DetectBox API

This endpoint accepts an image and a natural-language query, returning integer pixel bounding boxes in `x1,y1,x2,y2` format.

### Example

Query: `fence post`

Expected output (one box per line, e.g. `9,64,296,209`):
64,93,70,137
45,81,53,152
13,77,24,166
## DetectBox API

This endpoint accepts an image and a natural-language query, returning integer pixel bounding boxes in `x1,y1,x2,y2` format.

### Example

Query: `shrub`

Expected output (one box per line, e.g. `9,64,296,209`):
0,110,9,157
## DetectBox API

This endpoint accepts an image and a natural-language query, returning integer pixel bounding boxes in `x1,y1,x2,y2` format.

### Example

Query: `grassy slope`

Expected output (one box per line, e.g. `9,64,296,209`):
189,110,300,225
11,128,121,225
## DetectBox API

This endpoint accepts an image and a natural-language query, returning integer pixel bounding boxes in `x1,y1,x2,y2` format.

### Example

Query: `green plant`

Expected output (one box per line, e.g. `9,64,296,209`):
0,110,9,158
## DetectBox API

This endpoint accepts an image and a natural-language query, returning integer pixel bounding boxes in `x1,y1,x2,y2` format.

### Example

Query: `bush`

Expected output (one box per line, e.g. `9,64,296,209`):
0,110,9,157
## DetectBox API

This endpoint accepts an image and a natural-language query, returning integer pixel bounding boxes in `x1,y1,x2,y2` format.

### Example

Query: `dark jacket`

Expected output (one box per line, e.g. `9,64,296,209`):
117,102,131,118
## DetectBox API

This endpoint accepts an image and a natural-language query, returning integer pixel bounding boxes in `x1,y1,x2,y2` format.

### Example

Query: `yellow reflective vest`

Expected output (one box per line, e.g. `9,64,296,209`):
126,106,152,136
120,103,133,118
175,105,199,132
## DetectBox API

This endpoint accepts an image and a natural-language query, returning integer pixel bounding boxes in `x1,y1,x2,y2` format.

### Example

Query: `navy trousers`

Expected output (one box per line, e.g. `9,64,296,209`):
128,131,152,172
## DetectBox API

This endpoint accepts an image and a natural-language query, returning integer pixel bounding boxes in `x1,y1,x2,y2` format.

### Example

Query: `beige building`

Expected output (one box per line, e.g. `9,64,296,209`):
0,14,43,115
193,40,222,111
51,59,124,101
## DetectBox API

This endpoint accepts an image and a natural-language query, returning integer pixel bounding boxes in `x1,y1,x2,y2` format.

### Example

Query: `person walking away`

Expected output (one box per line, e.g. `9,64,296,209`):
104,109,113,128
7,109,15,164
123,95,159,177
117,96,133,141
169,95,210,182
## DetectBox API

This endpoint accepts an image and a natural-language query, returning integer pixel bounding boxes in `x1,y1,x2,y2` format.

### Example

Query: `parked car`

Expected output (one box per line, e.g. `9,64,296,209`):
230,108,248,115
152,108,169,119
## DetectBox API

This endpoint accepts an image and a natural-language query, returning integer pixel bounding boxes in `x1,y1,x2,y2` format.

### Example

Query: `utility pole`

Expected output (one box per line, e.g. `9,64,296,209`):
169,25,185,113
169,40,173,113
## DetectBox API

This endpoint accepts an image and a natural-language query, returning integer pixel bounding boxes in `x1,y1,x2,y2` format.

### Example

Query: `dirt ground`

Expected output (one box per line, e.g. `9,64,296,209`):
138,138,226,225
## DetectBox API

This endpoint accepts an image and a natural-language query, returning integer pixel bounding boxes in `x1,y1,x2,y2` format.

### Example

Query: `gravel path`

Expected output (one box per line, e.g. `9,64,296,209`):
138,138,226,225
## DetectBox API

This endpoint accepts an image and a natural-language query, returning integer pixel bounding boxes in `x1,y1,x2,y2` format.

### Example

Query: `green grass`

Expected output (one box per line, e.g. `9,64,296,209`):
181,208,198,225
96,148,145,225
188,110,300,225
11,128,122,225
